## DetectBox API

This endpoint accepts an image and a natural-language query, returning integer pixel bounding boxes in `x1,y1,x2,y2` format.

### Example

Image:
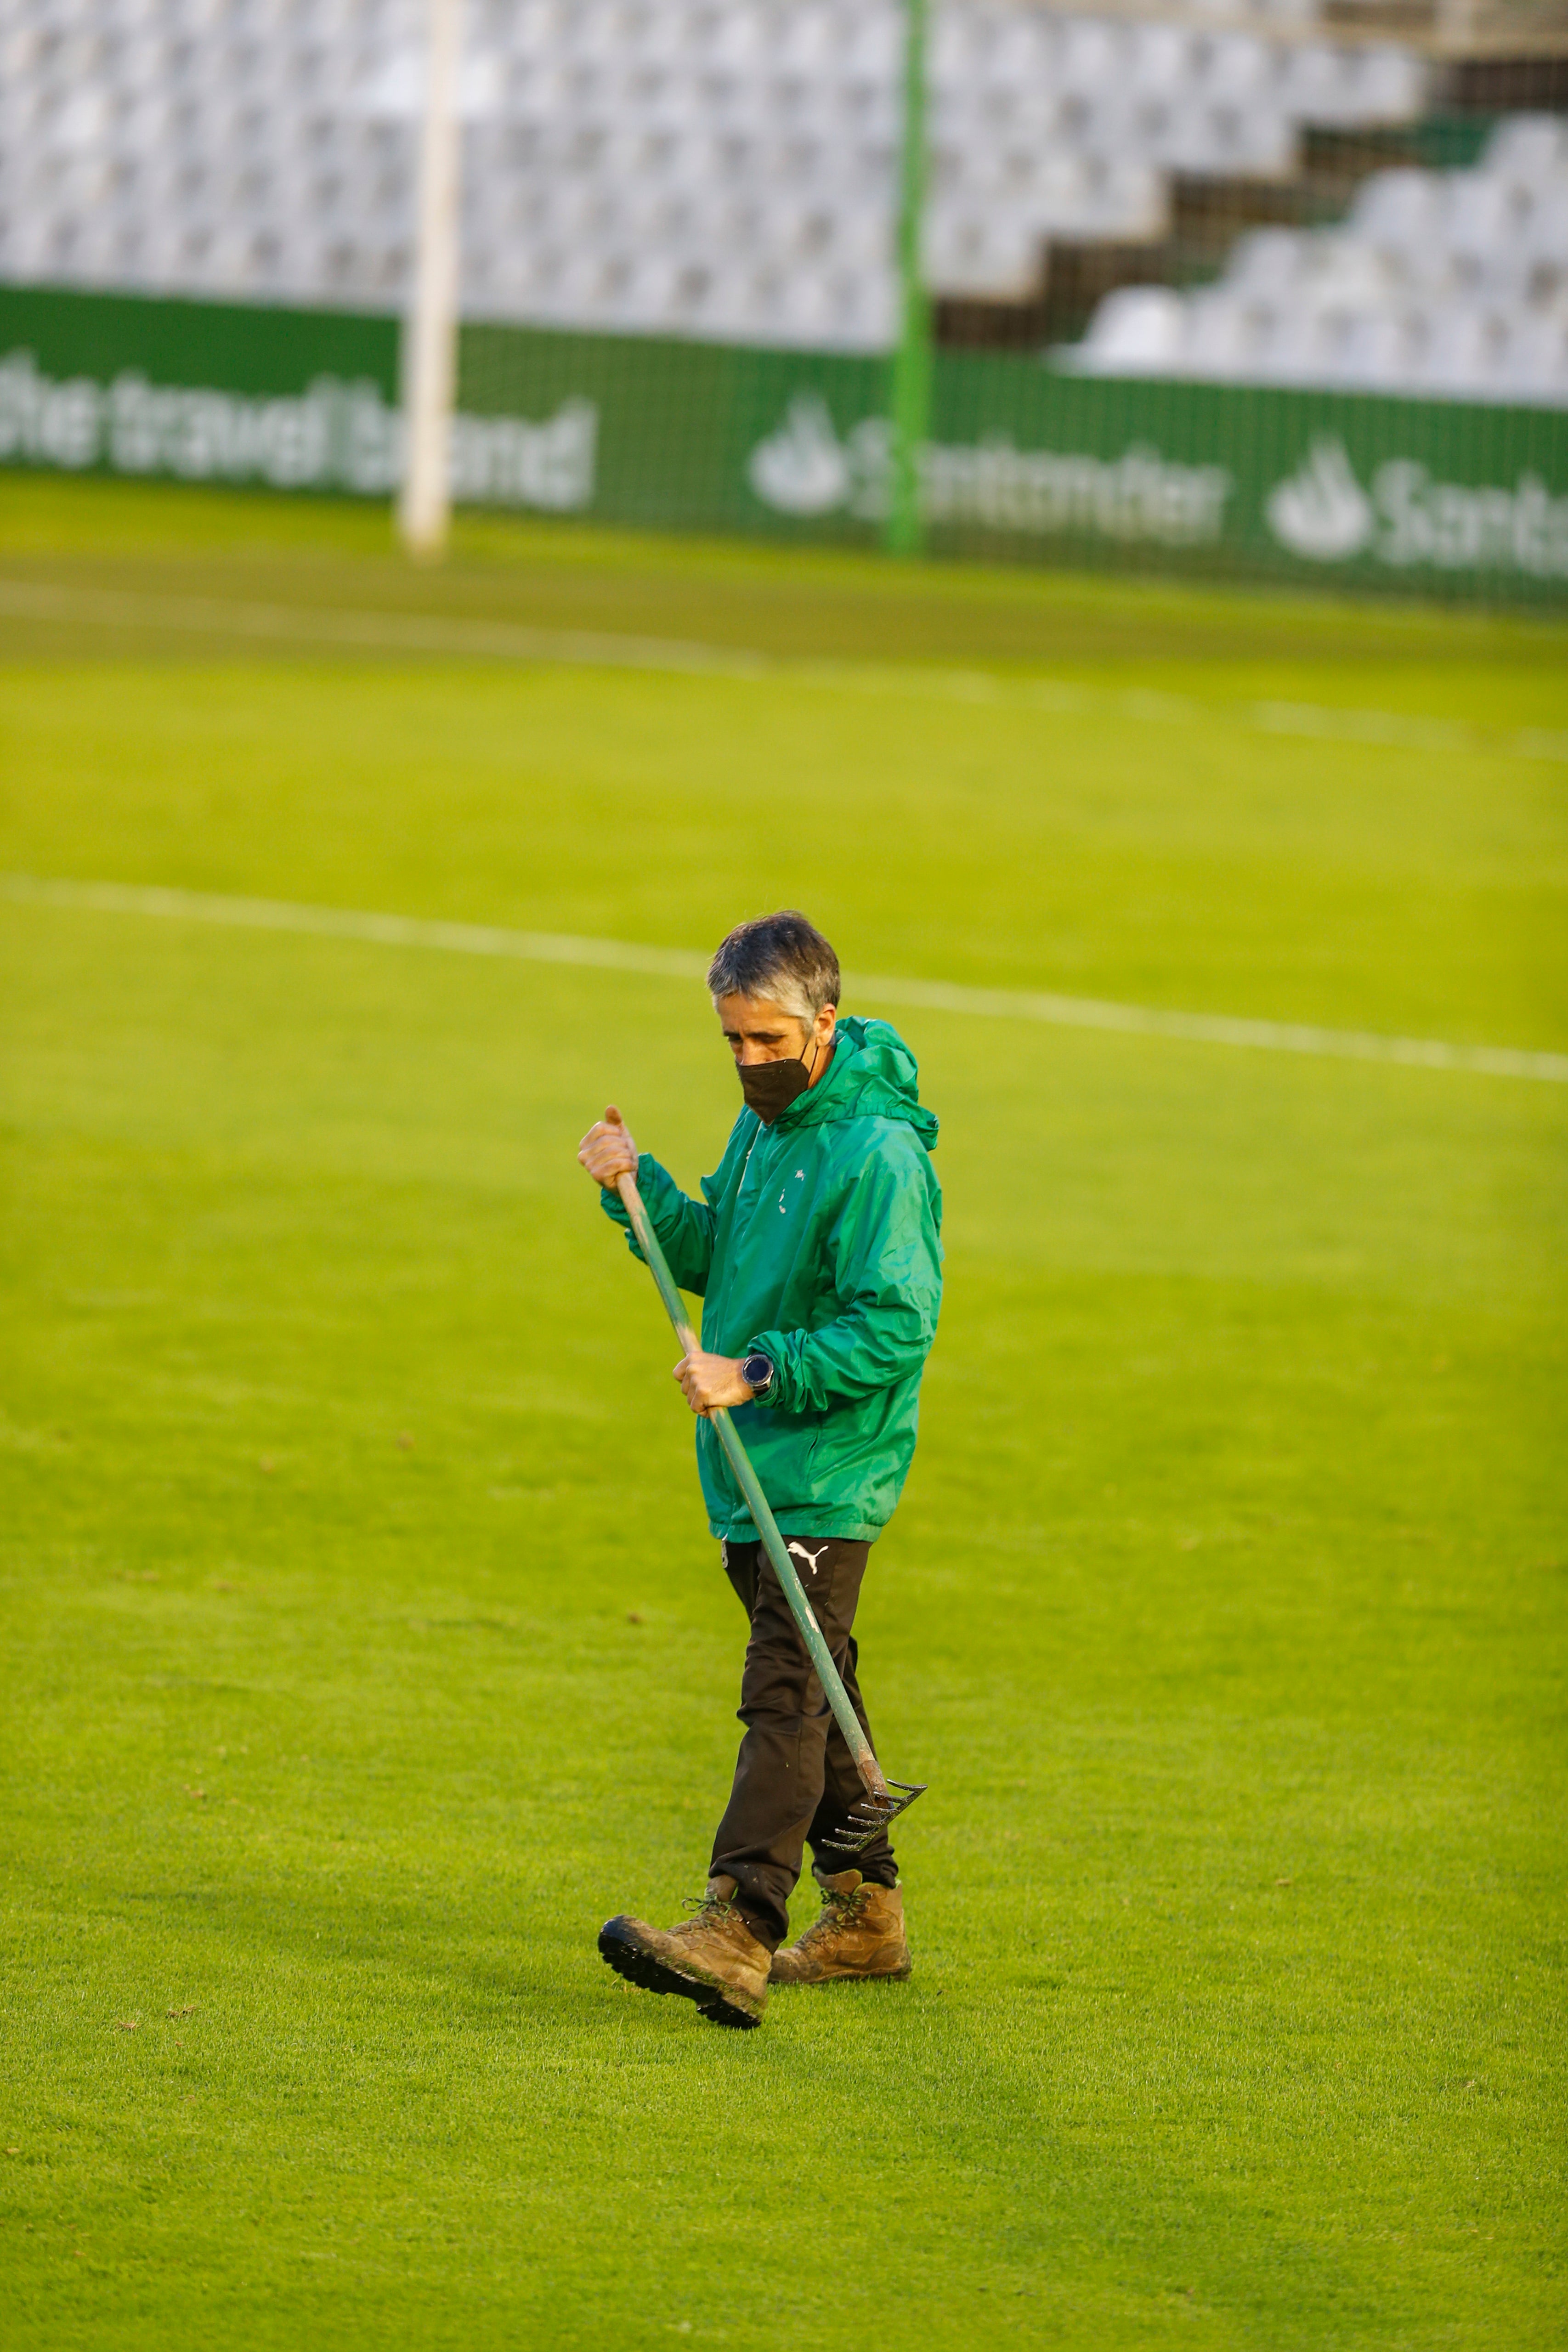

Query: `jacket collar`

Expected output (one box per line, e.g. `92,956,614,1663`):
768,1028,860,1135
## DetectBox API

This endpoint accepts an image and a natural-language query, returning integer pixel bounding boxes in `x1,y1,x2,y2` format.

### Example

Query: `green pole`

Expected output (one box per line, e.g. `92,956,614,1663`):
886,0,931,558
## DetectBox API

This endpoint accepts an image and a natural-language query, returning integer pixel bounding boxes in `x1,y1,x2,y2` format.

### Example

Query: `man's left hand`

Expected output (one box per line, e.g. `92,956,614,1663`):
674,1351,757,1416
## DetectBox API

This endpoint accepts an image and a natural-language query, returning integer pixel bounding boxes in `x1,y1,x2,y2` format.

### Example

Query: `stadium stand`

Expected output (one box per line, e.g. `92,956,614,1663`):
0,0,1430,348
1068,111,1568,401
0,0,1560,401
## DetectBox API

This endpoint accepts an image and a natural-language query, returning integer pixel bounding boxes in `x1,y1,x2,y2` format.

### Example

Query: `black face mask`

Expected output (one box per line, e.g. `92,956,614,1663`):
738,1038,821,1124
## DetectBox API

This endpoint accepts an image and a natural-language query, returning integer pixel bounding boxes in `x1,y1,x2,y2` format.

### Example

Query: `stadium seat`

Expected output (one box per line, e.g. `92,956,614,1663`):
1075,284,1185,371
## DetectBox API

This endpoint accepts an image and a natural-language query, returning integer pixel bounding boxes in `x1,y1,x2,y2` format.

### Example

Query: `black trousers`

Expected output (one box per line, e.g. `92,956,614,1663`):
710,1534,897,1949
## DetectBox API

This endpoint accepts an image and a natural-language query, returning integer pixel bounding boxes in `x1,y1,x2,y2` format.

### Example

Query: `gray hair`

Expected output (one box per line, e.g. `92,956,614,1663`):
707,910,841,1024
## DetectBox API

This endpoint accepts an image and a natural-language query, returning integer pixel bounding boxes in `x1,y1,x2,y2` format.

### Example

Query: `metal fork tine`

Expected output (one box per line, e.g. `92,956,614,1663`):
821,1779,930,1851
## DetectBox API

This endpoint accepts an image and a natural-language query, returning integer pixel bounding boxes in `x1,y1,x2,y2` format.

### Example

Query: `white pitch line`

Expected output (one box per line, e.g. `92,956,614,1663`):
6,873,1566,1086
0,575,770,678
1,574,1563,765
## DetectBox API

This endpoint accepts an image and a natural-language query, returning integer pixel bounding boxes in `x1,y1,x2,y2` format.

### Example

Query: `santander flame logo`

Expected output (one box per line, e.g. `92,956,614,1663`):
1265,438,1375,562
746,393,852,516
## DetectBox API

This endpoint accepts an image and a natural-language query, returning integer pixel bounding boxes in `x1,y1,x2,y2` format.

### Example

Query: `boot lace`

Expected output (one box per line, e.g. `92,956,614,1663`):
680,1887,739,1927
800,1881,868,1944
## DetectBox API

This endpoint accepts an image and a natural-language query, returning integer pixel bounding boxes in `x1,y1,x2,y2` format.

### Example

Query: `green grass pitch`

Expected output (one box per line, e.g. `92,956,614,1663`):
1,475,1564,2349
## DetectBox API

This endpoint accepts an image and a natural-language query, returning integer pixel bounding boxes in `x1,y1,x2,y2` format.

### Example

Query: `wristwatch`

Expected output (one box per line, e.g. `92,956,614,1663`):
741,1351,776,1402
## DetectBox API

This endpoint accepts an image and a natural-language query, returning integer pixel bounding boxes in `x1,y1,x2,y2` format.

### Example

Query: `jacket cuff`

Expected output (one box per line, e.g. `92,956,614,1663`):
598,1153,657,1250
745,1328,797,1411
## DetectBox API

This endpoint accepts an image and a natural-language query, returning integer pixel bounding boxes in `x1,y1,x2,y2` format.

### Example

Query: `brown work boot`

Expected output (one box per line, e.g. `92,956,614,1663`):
769,1867,911,1985
598,1875,770,2029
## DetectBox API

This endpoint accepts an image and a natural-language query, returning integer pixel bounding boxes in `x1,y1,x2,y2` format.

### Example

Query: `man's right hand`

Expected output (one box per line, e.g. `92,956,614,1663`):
578,1104,640,1190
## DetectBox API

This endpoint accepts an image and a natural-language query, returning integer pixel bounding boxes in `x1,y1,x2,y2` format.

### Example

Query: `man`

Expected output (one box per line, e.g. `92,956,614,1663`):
577,910,942,2030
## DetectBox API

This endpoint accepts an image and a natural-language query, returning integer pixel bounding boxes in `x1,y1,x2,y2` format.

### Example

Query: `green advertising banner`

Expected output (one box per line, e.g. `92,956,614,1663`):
3,283,1565,604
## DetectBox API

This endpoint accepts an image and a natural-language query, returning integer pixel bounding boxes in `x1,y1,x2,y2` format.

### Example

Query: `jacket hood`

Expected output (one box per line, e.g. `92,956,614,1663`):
776,1016,939,1151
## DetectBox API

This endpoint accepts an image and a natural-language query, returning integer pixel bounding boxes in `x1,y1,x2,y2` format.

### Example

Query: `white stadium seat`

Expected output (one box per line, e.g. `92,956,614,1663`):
1081,284,1186,372
1483,112,1568,187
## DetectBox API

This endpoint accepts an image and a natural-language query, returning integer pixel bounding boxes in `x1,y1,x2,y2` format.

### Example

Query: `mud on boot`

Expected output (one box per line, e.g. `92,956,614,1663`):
598,1874,770,2028
769,1866,911,1985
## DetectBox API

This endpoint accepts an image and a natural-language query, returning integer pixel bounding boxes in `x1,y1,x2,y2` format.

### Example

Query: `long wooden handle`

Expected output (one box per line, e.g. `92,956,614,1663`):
615,1168,889,1804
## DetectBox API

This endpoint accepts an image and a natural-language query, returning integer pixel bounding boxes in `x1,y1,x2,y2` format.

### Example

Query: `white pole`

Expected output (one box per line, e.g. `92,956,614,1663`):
398,0,463,560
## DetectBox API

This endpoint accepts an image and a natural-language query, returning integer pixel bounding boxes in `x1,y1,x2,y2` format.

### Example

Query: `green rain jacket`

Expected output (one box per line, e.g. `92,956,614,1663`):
601,1018,942,1544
